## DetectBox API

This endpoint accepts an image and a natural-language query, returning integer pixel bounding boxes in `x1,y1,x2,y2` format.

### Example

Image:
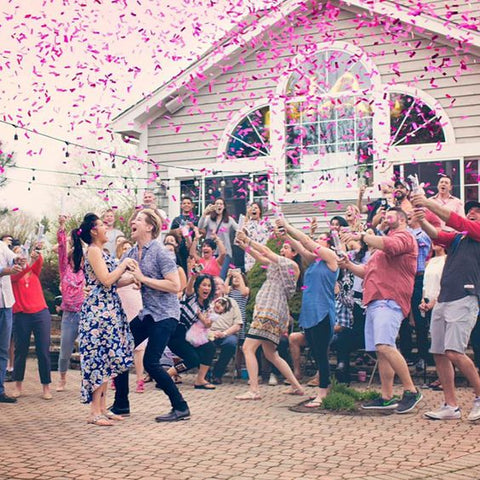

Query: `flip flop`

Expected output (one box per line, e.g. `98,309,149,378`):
305,400,323,408
194,383,216,390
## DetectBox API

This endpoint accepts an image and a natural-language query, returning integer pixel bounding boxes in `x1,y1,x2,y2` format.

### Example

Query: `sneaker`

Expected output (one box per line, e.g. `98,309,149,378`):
135,379,145,393
268,374,278,386
424,404,461,420
5,370,14,382
467,397,480,422
361,397,399,410
395,390,423,414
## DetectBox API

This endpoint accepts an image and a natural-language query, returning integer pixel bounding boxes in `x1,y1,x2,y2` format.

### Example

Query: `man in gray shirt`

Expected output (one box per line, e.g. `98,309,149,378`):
111,209,190,422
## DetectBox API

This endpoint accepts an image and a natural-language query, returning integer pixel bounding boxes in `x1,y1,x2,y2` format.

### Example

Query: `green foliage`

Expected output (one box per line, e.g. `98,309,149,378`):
321,392,356,411
0,145,15,189
245,237,303,327
319,379,381,411
39,253,61,314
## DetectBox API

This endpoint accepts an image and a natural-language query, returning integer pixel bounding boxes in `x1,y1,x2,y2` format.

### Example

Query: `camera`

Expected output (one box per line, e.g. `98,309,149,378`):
192,263,204,275
380,198,388,208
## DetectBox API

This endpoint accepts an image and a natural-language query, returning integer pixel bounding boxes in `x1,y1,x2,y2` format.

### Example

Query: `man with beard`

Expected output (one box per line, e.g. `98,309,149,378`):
170,196,199,272
339,207,422,413
393,180,413,213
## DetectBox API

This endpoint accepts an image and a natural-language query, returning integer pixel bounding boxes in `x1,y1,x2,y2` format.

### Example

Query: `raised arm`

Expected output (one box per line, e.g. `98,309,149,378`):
235,230,273,265
212,233,226,266
189,227,202,261
356,185,369,214
279,218,337,271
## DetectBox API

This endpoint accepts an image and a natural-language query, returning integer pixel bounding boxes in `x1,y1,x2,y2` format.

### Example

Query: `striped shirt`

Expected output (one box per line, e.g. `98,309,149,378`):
228,289,249,339
179,293,209,330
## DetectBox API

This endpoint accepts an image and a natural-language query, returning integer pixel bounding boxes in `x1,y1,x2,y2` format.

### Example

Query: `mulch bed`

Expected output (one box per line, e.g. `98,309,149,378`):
289,399,394,416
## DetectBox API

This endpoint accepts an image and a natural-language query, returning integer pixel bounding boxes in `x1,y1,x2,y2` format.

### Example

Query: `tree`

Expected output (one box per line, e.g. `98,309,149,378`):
0,142,15,189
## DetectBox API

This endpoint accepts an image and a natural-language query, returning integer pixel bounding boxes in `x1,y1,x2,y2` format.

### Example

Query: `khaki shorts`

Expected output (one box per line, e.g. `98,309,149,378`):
430,296,479,354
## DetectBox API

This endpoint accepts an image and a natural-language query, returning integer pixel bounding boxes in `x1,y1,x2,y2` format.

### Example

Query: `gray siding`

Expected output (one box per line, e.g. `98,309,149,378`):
148,7,480,175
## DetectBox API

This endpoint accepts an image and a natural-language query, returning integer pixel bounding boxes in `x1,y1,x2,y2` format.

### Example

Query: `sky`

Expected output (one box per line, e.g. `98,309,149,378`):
0,0,278,217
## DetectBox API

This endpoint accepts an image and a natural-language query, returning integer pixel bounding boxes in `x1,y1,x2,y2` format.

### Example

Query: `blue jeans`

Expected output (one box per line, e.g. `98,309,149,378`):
0,308,13,395
59,311,80,373
13,309,52,385
212,335,238,379
114,316,187,411
220,254,232,280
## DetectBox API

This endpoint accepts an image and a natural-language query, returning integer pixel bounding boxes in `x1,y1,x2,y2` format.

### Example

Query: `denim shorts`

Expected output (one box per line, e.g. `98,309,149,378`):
365,300,404,352
430,296,479,354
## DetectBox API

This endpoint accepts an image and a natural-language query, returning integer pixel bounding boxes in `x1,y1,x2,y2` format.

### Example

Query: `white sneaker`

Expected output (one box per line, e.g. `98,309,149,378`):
424,404,461,420
467,398,480,422
268,374,278,386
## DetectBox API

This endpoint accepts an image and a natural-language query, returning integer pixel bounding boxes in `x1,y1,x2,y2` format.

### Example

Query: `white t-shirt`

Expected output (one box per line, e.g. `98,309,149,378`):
0,242,16,308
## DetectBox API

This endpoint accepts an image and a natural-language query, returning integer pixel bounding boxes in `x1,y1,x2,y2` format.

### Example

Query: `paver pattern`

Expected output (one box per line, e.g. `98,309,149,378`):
2,360,480,480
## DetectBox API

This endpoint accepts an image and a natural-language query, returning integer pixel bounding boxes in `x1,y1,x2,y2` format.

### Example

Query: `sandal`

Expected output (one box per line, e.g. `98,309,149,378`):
103,411,125,421
428,380,443,391
87,415,114,427
283,388,305,396
235,391,261,401
306,377,319,388
305,400,323,408
194,383,216,390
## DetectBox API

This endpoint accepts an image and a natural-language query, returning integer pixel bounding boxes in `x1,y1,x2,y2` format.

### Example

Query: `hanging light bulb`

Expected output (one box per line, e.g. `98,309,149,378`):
220,178,226,187
65,142,70,158
14,128,18,141
194,178,199,187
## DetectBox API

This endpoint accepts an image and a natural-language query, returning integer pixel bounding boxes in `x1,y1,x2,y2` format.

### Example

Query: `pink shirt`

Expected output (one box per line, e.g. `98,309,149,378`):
363,229,418,317
57,229,85,312
431,194,464,230
198,257,221,277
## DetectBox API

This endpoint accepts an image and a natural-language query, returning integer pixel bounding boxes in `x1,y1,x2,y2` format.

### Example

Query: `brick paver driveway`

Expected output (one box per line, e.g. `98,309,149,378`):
2,360,480,480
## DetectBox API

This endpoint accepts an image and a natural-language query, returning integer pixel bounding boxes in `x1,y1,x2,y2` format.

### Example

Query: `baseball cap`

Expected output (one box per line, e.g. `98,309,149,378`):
465,201,480,214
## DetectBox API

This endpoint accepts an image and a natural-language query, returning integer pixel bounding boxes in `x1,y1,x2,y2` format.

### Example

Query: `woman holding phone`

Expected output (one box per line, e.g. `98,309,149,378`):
234,229,304,400
198,198,238,278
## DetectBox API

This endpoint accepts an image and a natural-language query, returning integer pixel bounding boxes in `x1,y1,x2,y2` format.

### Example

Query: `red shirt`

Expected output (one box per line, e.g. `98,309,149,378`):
363,229,418,317
11,256,48,314
198,257,221,277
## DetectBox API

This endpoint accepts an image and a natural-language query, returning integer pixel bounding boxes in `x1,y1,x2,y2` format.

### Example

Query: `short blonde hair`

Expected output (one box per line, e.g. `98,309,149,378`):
138,208,162,238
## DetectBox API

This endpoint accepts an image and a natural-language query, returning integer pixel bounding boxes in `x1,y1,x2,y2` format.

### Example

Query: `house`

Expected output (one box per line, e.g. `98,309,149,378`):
110,0,480,227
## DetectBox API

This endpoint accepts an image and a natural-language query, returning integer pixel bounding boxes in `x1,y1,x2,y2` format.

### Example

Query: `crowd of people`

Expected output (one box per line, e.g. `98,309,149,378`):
1,177,480,425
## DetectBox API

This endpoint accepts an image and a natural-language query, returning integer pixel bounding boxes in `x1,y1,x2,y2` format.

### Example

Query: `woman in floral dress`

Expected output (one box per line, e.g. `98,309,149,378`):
72,213,136,426
234,229,304,400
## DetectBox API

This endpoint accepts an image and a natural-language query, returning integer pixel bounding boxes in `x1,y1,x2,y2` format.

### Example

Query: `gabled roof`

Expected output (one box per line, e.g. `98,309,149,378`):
110,0,480,137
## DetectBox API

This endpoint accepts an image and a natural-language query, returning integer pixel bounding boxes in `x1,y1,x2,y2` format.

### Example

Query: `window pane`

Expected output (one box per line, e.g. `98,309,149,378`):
390,94,445,146
226,106,270,158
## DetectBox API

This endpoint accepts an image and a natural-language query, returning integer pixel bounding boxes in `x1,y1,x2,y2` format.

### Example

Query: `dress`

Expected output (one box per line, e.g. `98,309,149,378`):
248,256,297,345
79,253,133,403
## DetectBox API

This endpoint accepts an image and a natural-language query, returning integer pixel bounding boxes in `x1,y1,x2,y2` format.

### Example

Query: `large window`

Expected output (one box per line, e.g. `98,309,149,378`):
285,49,374,192
464,158,479,202
226,106,270,159
389,93,445,146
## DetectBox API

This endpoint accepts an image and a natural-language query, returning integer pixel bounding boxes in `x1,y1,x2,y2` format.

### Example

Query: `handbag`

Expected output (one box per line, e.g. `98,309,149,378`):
185,321,210,347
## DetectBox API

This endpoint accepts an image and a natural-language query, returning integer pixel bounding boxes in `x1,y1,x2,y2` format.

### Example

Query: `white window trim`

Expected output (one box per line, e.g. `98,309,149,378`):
215,99,273,163
274,41,383,203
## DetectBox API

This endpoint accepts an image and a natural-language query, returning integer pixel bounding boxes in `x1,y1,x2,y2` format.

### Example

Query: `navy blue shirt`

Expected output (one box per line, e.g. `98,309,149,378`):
125,240,180,322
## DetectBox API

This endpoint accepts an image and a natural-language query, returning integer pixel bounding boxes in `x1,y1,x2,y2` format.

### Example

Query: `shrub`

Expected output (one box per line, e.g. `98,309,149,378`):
318,379,381,411
321,392,356,411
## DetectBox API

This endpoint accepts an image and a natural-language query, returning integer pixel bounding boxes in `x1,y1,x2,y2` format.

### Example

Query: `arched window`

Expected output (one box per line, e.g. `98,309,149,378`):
285,49,375,191
389,93,446,146
225,106,271,158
